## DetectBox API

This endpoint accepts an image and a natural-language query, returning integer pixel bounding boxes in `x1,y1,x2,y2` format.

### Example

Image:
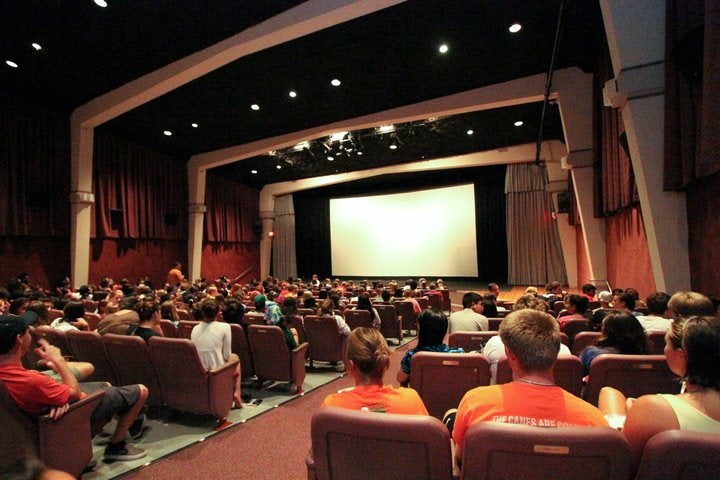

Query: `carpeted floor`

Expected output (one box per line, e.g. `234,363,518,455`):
82,335,417,480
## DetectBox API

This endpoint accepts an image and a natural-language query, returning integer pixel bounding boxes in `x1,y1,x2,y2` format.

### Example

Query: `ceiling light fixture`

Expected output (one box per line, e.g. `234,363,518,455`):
357,151,363,156
6,60,18,68
251,170,258,174
94,0,108,7
467,129,474,135
327,156,334,161
163,130,172,136
288,91,297,98
329,131,348,142
32,43,42,51
514,120,524,127
509,23,522,33
330,79,341,87
276,165,282,170
377,125,395,134
191,123,198,128
291,141,310,152
389,144,397,150
251,104,260,111
438,44,449,54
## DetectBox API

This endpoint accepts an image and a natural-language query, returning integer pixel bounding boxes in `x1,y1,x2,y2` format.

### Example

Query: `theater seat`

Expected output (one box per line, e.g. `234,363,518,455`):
303,315,345,368
496,355,584,397
65,329,118,384
375,304,403,344
394,301,418,334
104,333,164,406
247,325,308,393
448,331,498,352
229,323,254,378
342,309,373,330
635,430,720,480
306,406,453,480
460,422,630,480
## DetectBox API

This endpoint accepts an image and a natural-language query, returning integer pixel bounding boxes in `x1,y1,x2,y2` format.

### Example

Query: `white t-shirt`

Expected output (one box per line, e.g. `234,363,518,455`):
483,335,571,383
191,321,232,371
637,315,672,333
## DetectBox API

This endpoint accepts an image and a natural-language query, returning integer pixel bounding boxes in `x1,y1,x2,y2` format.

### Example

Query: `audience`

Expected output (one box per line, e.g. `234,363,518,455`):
130,299,163,342
322,328,427,414
636,291,672,332
590,290,614,331
448,292,488,332
351,292,381,328
317,299,351,337
579,312,650,376
557,294,590,329
50,301,88,332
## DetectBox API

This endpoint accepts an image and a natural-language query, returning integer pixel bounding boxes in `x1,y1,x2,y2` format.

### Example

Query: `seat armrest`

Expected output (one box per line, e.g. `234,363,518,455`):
291,342,309,393
208,358,239,419
38,389,105,477
305,448,317,480
208,357,240,377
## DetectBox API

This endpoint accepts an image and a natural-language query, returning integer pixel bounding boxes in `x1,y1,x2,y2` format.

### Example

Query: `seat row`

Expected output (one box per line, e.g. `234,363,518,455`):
306,406,720,480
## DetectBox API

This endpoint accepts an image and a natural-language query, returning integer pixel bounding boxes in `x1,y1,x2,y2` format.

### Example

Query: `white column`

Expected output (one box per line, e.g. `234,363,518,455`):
259,209,275,280
570,157,607,285
69,121,95,289
601,0,691,293
187,168,207,284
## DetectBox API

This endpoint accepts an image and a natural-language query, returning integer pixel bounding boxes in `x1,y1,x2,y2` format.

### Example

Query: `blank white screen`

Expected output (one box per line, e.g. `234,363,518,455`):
330,183,478,277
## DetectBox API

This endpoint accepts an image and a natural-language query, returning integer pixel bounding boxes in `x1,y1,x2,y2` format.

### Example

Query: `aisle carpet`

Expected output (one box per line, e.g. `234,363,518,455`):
85,335,416,479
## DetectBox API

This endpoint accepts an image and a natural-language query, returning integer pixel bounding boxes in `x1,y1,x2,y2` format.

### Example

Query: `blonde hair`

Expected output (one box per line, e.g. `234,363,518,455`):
344,328,390,381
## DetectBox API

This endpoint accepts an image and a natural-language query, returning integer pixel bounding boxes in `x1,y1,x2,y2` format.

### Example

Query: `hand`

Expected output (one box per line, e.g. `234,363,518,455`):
35,338,64,364
48,403,69,421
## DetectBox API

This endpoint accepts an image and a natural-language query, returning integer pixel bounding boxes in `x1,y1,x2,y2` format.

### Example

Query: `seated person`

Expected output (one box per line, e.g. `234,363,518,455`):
322,328,427,415
351,293,381,328
448,292,488,333
0,313,148,461
318,299,351,337
130,299,163,342
397,310,463,385
579,312,650,376
400,288,422,316
191,299,243,407
50,301,89,332
481,293,499,318
590,290,614,331
636,292,672,333
557,294,590,329
581,283,597,301
96,296,140,335
599,315,720,473
451,309,608,465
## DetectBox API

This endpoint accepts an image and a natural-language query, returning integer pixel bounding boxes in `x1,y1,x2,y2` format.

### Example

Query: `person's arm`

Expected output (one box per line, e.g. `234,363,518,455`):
335,315,351,336
396,351,411,385
621,394,679,474
151,311,164,336
222,324,233,362
598,386,627,415
35,338,82,401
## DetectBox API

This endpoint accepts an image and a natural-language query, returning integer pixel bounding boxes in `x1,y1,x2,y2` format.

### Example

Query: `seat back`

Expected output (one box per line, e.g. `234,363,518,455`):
177,320,200,340
159,319,179,338
83,312,103,331
647,331,667,355
561,319,591,349
375,304,403,342
583,354,679,406
409,352,491,419
460,422,630,480
425,293,442,311
242,312,265,327
33,326,72,357
495,356,584,397
103,333,163,406
308,406,453,480
303,315,344,363
247,324,292,381
65,329,118,384
47,309,64,321
448,331,498,352
229,323,254,377
571,331,602,356
288,314,307,345
416,297,429,310
635,430,720,480
439,289,451,312
342,309,373,330
394,301,417,332
148,337,211,412
297,308,315,317
487,318,503,331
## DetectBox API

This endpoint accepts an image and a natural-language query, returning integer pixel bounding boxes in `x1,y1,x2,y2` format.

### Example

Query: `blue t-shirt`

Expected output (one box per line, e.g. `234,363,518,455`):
400,344,465,374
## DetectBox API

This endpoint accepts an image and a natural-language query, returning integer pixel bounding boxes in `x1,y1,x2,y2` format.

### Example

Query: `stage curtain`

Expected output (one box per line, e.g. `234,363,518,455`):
664,0,720,190
505,163,567,285
0,94,70,236
93,131,186,239
204,172,259,243
271,194,297,280
599,109,638,215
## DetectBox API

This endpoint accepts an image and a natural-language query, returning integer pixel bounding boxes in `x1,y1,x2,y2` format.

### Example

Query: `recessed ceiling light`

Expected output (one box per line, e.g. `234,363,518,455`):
94,0,108,7
357,151,363,156
6,60,18,68
251,104,260,111
514,120,524,127
330,79,341,87
191,123,198,128
377,125,395,133
251,170,258,174
288,91,297,98
509,23,522,33
438,44,449,54
276,165,282,170
163,130,172,136
327,156,334,161
31,43,42,51
467,129,474,135
389,144,397,150
329,132,348,142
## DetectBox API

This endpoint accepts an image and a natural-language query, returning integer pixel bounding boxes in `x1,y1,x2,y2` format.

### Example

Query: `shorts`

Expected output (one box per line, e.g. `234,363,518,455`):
79,383,141,425
41,366,81,383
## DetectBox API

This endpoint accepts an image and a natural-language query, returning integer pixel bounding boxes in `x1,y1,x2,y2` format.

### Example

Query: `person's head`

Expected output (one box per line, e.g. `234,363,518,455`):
303,296,316,309
524,286,538,296
461,292,482,310
645,292,671,316
282,296,298,317
63,301,85,322
581,284,597,298
488,283,500,296
668,291,715,319
118,296,139,311
9,297,28,315
565,294,589,315
0,314,32,355
512,294,550,313
137,299,160,323
222,299,245,324
200,298,220,322
173,262,181,269
319,298,335,315
160,300,179,321
402,289,414,299
356,292,373,310
598,291,613,305
25,300,48,325
597,312,650,354
665,316,720,390
499,309,560,372
416,309,448,349
344,327,390,382
613,292,636,311
546,281,562,294
381,290,391,302
253,294,267,311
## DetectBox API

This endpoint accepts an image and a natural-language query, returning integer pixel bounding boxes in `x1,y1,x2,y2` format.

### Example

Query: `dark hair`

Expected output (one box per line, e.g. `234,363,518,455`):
416,310,448,349
482,293,498,317
616,292,636,311
222,300,244,324
567,294,589,314
381,290,391,302
596,312,650,354
282,296,298,318
200,298,220,321
461,292,482,309
137,299,159,322
356,292,374,315
681,316,720,391
0,317,29,354
63,301,85,322
645,292,671,315
581,284,597,295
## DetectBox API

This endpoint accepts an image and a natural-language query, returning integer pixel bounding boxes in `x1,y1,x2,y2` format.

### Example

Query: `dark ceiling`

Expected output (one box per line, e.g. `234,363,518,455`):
1,1,605,188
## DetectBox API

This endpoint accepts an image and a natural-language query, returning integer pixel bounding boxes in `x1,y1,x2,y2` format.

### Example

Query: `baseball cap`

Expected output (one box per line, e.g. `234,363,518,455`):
0,312,37,337
598,291,613,303
253,294,267,305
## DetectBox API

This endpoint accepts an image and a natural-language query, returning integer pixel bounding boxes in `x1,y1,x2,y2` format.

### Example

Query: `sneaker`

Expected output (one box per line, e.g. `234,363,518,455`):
92,431,112,446
128,413,146,440
104,441,147,462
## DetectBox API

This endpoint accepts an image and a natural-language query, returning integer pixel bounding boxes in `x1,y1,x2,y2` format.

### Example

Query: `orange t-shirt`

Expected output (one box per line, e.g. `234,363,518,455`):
453,381,608,453
322,384,429,415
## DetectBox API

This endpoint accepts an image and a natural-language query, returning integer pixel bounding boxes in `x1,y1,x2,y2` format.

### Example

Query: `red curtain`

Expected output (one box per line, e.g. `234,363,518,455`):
204,172,259,243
